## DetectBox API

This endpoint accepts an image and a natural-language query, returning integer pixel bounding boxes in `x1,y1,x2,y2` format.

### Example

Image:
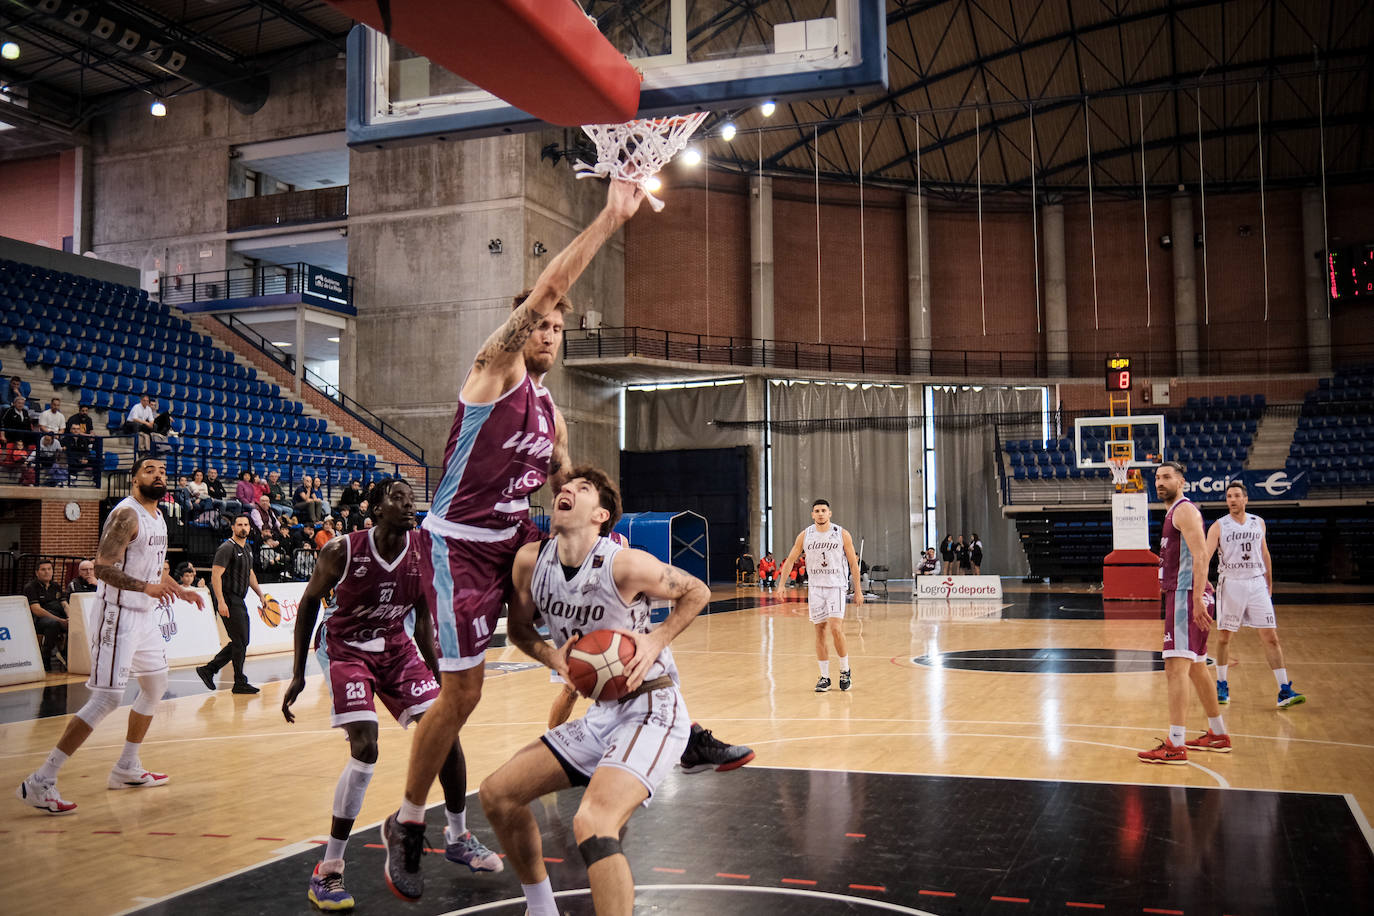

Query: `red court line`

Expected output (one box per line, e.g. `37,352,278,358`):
36,829,65,834
1143,909,1184,915
1066,904,1106,910
92,830,122,834
200,833,231,838
717,873,751,880
850,884,887,892
544,857,564,864
256,836,284,841
652,867,686,874
148,831,177,836
991,896,1031,903
310,840,328,845
920,889,956,897
781,878,817,886
845,832,866,838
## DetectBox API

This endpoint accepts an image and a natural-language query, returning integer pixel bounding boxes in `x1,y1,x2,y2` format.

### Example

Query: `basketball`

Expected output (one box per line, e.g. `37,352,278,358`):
258,594,282,628
565,629,637,701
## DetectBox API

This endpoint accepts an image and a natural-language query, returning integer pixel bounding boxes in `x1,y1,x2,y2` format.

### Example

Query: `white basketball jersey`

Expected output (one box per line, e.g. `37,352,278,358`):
803,523,849,588
530,536,679,687
1217,513,1266,579
95,496,168,611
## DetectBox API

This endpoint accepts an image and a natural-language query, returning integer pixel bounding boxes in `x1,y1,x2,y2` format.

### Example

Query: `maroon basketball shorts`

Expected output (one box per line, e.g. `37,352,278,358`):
1161,586,1213,661
427,519,541,671
317,633,439,728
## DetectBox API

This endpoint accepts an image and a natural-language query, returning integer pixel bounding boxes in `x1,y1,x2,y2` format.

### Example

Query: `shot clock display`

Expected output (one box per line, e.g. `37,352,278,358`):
1105,356,1132,391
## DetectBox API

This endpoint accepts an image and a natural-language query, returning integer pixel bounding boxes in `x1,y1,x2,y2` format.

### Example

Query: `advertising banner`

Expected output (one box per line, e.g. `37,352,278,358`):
1112,492,1151,550
243,581,309,657
67,590,224,675
305,265,349,305
1140,467,1309,501
913,575,1004,601
0,596,45,686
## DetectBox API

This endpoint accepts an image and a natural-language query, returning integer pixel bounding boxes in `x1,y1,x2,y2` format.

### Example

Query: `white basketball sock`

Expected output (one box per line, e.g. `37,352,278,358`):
818,660,830,677
838,656,850,672
523,879,558,916
324,838,347,864
1273,667,1288,686
36,748,69,783
1217,664,1229,681
117,741,142,772
445,807,467,839
1208,716,1226,735
1168,725,1185,746
398,799,426,825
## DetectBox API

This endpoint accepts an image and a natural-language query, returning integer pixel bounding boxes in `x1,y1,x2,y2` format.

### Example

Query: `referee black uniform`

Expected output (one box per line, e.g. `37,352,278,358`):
197,526,263,694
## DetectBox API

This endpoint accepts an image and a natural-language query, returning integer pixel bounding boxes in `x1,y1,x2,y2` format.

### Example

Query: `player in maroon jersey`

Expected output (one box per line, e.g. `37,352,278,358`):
282,479,501,911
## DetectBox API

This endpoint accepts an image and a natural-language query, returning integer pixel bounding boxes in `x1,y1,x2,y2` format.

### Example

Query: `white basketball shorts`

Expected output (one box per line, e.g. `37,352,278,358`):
87,599,168,691
808,585,847,624
1216,576,1276,631
542,682,688,801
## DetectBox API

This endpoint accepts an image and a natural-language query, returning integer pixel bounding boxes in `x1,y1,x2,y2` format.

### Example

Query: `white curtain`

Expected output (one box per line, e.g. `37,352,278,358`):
624,381,751,451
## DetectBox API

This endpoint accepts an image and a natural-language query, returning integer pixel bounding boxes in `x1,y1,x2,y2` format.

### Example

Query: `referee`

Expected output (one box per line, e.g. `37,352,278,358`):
196,514,265,694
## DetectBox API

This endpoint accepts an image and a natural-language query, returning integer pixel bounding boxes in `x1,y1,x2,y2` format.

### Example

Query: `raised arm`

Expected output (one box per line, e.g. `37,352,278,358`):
281,537,346,723
547,408,571,492
612,549,711,690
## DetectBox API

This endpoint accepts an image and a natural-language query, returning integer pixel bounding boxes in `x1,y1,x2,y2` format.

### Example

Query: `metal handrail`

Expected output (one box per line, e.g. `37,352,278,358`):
158,261,354,307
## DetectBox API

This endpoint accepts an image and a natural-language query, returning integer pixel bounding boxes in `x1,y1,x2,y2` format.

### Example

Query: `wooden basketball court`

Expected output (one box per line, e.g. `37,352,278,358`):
3,582,1371,914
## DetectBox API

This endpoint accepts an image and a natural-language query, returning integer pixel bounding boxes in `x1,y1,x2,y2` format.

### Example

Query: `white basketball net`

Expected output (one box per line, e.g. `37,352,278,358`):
1108,457,1131,487
574,112,710,212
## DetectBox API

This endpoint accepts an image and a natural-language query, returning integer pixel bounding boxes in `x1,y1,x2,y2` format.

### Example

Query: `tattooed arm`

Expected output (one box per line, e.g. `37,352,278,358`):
94,507,174,600
611,548,711,690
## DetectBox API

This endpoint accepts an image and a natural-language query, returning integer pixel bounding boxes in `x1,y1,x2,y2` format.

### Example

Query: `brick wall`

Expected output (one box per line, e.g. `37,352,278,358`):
11,498,101,557
0,154,73,249
1057,377,1317,413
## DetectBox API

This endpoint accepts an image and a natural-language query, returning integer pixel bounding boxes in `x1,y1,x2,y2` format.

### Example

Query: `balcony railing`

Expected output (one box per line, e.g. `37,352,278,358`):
227,185,348,231
160,262,353,308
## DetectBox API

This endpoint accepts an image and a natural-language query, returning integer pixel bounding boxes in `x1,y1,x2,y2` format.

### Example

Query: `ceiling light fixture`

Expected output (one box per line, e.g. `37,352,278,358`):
326,336,340,343
149,99,167,117
1,41,19,61
680,148,702,166
271,341,292,347
720,121,736,141
760,100,776,117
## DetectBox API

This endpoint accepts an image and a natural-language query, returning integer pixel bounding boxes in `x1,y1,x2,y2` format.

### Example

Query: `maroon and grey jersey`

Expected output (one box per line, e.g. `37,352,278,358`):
323,528,432,651
1159,497,1197,594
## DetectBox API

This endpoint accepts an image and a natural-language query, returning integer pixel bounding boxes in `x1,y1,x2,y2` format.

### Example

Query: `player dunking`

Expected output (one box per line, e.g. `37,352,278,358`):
382,179,647,901
283,479,500,911
480,467,711,916
17,457,204,813
1138,462,1232,763
1202,480,1305,709
778,498,863,692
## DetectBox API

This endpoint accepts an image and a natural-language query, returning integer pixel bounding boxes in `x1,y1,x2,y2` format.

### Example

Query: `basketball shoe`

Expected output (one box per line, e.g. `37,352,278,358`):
308,862,354,911
1216,679,1229,704
382,813,427,901
679,723,755,773
1136,739,1188,765
814,676,831,692
16,774,77,814
445,827,503,872
1184,730,1232,753
1277,682,1306,708
839,669,852,691
108,766,170,789
195,665,216,690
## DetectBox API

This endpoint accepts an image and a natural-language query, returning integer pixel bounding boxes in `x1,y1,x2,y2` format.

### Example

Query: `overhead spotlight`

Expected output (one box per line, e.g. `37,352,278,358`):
488,238,503,254
680,147,702,166
760,100,776,117
1,41,19,61
645,175,662,193
532,241,547,257
271,341,292,348
149,99,167,117
720,121,736,141
326,336,340,343
1158,233,1172,250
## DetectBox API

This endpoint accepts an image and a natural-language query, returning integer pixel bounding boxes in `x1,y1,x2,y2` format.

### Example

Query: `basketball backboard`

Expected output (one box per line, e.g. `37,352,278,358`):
346,0,887,149
1073,415,1167,469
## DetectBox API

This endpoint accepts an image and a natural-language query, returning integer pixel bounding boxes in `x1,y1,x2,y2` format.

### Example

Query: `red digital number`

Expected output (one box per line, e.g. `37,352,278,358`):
1116,370,1131,389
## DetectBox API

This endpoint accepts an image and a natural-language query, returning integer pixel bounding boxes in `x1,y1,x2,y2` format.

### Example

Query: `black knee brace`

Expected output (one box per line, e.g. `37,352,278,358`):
578,835,623,867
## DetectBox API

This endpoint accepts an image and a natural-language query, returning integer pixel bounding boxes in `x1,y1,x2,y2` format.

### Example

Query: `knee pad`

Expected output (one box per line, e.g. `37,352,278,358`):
132,670,168,716
76,686,123,728
578,835,623,867
333,758,375,820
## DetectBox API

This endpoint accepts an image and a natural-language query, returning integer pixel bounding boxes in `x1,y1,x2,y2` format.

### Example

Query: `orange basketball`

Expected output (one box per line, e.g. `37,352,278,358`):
565,629,637,701
258,594,282,627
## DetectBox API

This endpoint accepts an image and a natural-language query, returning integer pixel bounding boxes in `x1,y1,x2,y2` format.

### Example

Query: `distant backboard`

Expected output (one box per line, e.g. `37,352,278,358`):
1074,415,1167,469
346,0,887,149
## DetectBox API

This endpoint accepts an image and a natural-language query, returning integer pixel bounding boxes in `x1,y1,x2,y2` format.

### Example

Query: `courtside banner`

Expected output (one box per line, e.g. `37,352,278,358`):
243,581,309,656
0,596,45,686
914,575,1004,600
1112,492,1150,550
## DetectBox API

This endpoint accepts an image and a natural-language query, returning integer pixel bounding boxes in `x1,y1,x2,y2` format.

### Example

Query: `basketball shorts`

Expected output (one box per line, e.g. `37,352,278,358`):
808,585,847,623
428,519,541,672
87,600,167,691
542,682,688,802
1216,577,1276,631
1161,587,1213,661
316,634,439,728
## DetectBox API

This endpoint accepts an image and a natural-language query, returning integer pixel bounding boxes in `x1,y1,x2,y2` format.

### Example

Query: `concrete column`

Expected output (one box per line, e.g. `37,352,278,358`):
1300,188,1333,373
749,175,774,352
1042,202,1068,376
294,306,305,395
906,191,931,373
1170,194,1199,375
72,146,93,254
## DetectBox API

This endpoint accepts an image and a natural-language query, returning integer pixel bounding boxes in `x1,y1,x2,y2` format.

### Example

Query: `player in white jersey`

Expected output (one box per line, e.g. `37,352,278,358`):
778,498,864,692
480,466,710,916
1202,480,1305,709
16,458,205,814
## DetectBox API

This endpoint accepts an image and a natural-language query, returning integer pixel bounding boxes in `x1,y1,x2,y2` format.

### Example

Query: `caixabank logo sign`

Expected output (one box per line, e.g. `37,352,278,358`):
1143,468,1309,501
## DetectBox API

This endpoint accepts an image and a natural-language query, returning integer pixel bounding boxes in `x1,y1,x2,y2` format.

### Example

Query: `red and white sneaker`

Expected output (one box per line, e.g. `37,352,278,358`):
108,766,170,789
1137,739,1188,765
16,774,78,814
1184,730,1232,753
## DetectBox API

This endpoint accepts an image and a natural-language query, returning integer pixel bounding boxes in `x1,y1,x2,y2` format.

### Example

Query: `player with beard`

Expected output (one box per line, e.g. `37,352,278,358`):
16,457,204,814
282,479,501,912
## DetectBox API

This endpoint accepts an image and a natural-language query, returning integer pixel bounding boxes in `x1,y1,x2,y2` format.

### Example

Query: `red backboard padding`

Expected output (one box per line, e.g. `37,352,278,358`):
330,0,641,126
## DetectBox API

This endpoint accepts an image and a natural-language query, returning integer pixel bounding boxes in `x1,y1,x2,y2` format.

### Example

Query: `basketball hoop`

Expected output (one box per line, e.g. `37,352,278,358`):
1108,456,1131,488
574,112,710,211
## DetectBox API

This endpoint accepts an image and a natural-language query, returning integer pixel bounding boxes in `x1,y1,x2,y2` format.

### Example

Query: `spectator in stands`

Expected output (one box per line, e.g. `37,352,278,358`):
361,517,373,530
251,495,280,535
969,533,983,575
24,559,69,672
3,395,33,444
338,478,364,509
917,547,939,576
313,475,332,516
348,499,369,531
150,401,174,456
35,431,65,483
159,476,181,520
955,535,970,573
4,433,34,484
63,404,94,474
183,469,210,511
37,396,65,436
335,504,355,532
123,393,157,450
6,376,22,404
205,467,227,508
174,561,206,590
940,535,956,574
265,470,290,515
235,470,257,508
294,476,325,523
67,560,98,594
313,518,336,549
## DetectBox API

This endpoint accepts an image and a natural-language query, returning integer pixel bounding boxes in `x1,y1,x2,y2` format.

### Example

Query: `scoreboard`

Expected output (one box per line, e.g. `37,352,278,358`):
1105,356,1131,392
1328,244,1374,300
